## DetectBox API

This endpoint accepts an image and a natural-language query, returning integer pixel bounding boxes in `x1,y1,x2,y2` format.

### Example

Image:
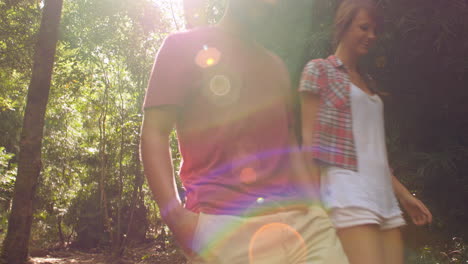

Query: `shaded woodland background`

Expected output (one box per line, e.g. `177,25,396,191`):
0,0,467,263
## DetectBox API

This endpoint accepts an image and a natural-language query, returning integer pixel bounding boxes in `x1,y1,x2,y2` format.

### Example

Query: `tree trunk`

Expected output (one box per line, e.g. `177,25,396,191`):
98,65,112,248
57,215,65,248
119,141,145,254
117,74,147,256
112,85,125,257
1,0,63,263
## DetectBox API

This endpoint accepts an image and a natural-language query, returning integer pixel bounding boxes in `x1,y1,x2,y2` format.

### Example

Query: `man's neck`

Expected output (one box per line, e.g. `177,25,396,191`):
216,12,253,43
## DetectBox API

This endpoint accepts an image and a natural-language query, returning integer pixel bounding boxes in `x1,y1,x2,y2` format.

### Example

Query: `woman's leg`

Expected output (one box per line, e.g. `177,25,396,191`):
381,228,404,264
337,224,385,264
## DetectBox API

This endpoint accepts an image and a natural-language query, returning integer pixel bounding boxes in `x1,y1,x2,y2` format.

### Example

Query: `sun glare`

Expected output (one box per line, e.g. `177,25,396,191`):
206,58,215,65
151,0,185,30
195,46,221,68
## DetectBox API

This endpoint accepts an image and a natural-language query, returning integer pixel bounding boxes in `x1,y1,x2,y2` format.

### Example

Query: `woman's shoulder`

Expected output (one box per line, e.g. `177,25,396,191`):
305,58,328,67
303,57,340,79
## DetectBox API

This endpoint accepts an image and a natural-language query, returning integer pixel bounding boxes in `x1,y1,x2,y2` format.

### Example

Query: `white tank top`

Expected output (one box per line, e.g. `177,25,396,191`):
320,84,401,218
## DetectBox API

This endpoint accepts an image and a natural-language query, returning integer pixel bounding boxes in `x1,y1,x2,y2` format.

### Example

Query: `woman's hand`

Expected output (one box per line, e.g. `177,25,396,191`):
399,193,432,226
391,174,432,226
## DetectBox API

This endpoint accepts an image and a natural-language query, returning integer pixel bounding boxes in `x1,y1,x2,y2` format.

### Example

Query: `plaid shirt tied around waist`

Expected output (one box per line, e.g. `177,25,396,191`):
299,55,359,171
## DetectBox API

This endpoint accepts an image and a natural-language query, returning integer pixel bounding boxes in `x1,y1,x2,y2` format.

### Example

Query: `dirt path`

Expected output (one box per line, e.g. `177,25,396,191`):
28,244,187,264
29,251,112,264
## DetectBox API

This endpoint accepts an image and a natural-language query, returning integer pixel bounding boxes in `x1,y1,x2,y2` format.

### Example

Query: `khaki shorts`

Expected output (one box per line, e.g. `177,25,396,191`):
188,205,349,264
329,207,406,230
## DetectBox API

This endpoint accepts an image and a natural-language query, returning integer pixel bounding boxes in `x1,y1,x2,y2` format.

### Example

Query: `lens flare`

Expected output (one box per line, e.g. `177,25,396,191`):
240,167,257,184
206,58,215,66
249,223,307,263
200,74,240,107
195,46,221,68
209,75,231,96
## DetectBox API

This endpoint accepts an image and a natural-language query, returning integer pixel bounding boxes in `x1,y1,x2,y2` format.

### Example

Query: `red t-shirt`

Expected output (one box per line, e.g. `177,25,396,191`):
144,27,296,215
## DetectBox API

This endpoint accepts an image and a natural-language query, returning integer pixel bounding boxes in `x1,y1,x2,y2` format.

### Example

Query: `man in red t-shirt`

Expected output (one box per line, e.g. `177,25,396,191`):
140,0,348,263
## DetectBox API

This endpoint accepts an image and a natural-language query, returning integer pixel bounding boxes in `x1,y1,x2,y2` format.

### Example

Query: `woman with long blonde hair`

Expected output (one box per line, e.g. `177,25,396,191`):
299,0,432,263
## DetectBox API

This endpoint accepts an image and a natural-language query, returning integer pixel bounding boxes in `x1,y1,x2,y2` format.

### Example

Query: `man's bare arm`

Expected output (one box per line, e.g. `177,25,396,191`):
141,107,180,216
140,107,198,253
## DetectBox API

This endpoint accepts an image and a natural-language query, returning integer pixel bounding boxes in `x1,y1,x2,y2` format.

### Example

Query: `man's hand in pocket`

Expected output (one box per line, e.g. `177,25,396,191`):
164,206,200,255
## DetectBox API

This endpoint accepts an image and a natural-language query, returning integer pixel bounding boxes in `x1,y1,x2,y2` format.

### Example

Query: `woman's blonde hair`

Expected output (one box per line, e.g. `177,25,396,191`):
333,0,382,49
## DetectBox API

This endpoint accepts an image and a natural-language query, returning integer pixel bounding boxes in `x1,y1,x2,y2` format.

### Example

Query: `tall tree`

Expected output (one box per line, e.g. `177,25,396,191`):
1,0,63,263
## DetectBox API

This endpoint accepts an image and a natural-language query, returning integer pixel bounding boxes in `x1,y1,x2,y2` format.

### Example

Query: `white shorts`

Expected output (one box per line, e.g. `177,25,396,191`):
328,207,406,230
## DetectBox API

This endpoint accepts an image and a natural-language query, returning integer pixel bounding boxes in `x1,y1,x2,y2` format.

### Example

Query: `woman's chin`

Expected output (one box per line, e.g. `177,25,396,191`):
357,48,370,56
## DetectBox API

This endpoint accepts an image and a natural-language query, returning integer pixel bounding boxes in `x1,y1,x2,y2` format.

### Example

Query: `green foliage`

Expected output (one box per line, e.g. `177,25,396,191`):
205,0,226,24
0,0,40,72
259,0,468,257
1,0,176,252
0,147,15,243
378,0,468,242
0,147,15,199
65,189,105,249
0,0,467,261
0,1,38,157
37,0,169,249
407,238,468,264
